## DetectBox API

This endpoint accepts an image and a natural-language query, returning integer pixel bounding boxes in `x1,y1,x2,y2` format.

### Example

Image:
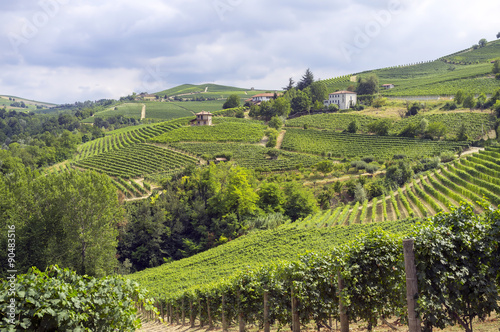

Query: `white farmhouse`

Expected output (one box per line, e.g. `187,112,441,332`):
251,93,280,103
323,91,357,109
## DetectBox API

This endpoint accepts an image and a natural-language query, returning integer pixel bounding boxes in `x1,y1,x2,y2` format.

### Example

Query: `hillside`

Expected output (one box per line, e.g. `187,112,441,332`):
0,95,56,112
127,218,415,299
323,39,500,96
154,83,275,100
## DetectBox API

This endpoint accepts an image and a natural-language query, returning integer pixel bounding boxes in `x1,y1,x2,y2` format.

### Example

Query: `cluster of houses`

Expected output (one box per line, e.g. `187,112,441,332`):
187,82,397,126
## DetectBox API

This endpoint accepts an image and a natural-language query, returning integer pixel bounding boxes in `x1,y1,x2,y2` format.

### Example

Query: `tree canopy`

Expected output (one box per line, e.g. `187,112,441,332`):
296,68,314,90
356,75,380,95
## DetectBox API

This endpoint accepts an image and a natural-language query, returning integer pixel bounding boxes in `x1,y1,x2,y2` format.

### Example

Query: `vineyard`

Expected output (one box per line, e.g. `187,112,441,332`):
170,142,325,171
320,40,500,96
76,143,198,178
76,122,181,160
154,83,271,100
281,128,469,159
291,145,500,228
128,218,415,300
129,203,500,332
150,122,267,144
285,112,496,139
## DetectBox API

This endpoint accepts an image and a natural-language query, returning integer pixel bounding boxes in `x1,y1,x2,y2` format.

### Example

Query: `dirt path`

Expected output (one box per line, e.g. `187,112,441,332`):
275,130,286,149
461,146,484,157
141,104,146,120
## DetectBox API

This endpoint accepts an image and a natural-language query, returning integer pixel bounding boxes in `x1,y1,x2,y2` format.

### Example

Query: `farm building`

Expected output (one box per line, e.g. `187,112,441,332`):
382,84,395,89
323,91,357,109
249,93,281,104
190,111,213,126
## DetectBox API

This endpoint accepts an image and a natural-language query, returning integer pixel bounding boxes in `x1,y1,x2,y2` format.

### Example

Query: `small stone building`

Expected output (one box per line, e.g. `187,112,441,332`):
190,111,213,126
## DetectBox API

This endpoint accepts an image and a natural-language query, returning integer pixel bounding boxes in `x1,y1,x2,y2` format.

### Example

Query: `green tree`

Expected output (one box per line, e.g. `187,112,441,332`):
296,68,314,90
257,182,285,214
463,94,476,108
223,94,240,109
454,89,465,104
283,77,295,91
492,60,500,74
283,182,318,221
316,160,334,176
372,96,387,108
356,75,379,95
272,97,291,117
347,120,359,133
308,81,328,104
426,121,447,140
0,167,123,277
497,32,500,39
478,38,487,47
353,183,367,203
268,116,283,130
290,90,312,114
476,92,487,109
456,123,469,141
367,118,392,136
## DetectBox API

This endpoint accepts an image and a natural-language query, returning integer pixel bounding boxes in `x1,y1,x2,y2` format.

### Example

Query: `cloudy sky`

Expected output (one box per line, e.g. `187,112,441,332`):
0,0,498,104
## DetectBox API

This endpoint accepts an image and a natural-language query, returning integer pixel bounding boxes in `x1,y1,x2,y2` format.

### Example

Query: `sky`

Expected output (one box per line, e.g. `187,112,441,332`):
0,0,499,104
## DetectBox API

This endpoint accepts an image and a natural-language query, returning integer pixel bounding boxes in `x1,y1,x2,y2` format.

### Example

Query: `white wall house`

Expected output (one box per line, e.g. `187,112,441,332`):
323,91,357,109
251,93,278,103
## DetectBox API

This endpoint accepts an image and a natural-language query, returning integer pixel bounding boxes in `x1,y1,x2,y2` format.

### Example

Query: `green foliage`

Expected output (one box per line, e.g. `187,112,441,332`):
296,68,314,91
347,120,358,133
371,96,387,108
223,94,241,109
268,116,283,130
412,203,500,332
77,121,181,160
316,160,334,175
77,143,198,178
282,128,468,159
0,266,156,331
171,142,324,172
283,182,318,221
356,75,380,95
0,168,123,277
151,122,266,144
367,119,392,136
342,230,405,329
463,94,476,108
454,89,465,104
308,81,328,104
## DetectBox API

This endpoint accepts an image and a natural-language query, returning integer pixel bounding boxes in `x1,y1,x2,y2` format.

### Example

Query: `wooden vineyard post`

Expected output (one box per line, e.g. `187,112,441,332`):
338,272,349,332
176,305,180,325
238,290,245,332
207,297,214,329
199,299,204,328
190,301,195,328
160,302,164,322
291,286,300,332
222,295,228,332
181,298,185,326
263,291,270,332
403,239,422,332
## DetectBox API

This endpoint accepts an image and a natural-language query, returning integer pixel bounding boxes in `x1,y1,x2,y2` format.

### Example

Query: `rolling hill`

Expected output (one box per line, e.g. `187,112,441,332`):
322,39,500,96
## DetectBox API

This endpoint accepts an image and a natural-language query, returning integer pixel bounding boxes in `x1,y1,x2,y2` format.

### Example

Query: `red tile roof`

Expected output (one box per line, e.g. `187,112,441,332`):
329,91,357,95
